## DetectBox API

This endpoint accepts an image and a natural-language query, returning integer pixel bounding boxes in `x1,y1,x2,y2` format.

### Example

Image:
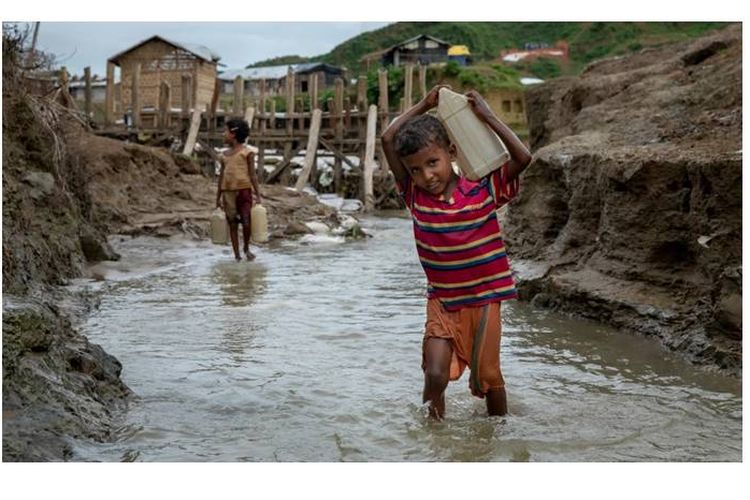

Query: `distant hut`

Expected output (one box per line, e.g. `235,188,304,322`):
447,45,472,66
106,35,220,118
361,35,451,69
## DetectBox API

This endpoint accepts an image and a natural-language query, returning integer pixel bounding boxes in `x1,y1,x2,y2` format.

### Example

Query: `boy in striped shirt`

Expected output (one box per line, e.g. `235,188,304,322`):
382,86,532,419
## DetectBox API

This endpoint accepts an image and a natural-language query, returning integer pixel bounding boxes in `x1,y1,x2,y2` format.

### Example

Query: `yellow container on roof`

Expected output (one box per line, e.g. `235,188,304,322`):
448,45,471,56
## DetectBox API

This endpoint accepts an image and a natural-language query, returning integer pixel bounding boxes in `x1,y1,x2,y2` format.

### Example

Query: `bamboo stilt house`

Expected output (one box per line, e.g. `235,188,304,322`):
107,35,221,117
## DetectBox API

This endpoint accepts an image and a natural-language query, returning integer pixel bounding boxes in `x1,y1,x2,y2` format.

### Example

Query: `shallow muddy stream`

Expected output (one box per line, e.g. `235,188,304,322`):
71,214,741,461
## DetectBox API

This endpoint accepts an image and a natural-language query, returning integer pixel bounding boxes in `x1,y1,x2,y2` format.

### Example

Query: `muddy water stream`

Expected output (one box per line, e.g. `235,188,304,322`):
72,214,741,461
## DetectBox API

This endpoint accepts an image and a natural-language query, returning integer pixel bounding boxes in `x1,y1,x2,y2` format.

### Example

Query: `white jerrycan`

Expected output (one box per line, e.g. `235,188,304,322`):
210,208,228,245
436,88,510,181
250,204,269,243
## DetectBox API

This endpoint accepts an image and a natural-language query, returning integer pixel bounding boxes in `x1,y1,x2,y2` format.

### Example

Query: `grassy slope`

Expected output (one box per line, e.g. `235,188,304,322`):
250,22,727,76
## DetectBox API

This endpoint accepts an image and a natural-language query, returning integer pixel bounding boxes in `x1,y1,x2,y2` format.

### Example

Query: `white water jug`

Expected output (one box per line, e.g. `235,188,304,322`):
251,204,269,243
436,88,510,181
210,208,228,245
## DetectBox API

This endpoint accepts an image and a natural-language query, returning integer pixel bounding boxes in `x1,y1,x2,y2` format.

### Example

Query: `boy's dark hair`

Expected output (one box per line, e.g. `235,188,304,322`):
226,117,250,143
393,114,451,157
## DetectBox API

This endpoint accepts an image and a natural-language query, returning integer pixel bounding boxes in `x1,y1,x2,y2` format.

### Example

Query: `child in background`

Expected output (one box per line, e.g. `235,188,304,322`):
381,86,532,419
216,117,262,261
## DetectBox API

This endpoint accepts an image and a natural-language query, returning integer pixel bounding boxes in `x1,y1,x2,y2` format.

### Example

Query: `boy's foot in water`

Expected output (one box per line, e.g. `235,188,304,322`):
244,249,256,261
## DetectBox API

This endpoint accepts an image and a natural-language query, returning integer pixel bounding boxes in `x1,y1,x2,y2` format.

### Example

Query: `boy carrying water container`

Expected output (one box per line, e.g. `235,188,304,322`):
381,85,532,419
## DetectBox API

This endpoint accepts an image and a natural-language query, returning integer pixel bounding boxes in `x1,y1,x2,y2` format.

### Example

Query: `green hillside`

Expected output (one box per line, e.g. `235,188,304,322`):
251,22,728,77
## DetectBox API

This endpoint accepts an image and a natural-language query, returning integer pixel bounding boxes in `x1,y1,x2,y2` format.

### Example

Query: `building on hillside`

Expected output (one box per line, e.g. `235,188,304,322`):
497,40,569,64
360,34,452,69
447,45,472,66
219,62,346,97
106,35,221,115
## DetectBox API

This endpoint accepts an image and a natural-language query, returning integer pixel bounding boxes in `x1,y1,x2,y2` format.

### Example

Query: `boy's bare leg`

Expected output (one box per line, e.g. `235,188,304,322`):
423,338,452,420
228,222,241,261
241,223,255,260
485,388,507,416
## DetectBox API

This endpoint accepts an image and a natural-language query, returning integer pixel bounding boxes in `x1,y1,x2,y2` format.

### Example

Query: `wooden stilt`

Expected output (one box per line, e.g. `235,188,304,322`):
105,61,115,126
295,108,323,191
363,104,378,211
83,66,92,118
183,109,202,155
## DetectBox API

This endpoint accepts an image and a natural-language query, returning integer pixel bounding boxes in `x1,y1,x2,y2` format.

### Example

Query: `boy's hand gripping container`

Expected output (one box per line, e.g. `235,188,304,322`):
436,88,510,181
251,204,269,243
210,208,228,245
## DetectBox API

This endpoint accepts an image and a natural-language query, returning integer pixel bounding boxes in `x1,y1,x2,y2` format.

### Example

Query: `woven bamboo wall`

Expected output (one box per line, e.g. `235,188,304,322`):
118,39,216,112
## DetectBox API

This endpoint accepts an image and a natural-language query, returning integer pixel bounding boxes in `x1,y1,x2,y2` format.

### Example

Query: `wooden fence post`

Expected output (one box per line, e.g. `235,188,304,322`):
233,75,244,116
84,66,92,118
158,80,171,128
295,108,323,191
105,61,115,126
363,104,378,212
378,68,389,130
131,62,141,128
404,63,414,109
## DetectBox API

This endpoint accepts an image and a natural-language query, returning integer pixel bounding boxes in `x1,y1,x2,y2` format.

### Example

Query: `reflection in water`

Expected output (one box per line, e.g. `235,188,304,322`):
73,220,742,462
211,261,268,308
210,261,268,364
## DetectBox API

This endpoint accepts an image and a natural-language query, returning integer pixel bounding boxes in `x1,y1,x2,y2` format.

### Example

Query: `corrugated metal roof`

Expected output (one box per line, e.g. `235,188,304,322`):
219,63,341,81
395,34,451,49
448,45,470,56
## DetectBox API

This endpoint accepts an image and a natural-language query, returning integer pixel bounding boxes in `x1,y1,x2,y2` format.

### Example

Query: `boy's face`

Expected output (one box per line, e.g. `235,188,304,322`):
223,127,235,145
401,141,457,197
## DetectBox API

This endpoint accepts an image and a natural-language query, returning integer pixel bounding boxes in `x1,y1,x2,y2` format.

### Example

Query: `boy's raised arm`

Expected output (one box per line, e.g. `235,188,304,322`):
466,90,532,181
381,85,448,187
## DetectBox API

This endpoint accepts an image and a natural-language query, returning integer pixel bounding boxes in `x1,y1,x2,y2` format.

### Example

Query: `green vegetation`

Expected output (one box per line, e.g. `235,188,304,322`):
313,22,726,77
247,54,310,68
455,65,524,93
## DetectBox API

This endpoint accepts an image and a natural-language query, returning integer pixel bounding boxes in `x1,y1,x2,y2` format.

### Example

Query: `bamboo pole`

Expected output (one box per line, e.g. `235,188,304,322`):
419,62,427,99
83,66,92,118
357,75,367,111
297,96,305,130
244,105,255,133
181,74,191,118
158,80,170,128
131,62,141,128
294,108,323,191
404,63,414,109
154,65,161,128
183,109,202,155
233,75,244,116
260,78,267,114
344,97,352,129
310,72,319,110
105,61,115,126
334,77,344,193
209,77,220,143
378,68,389,131
363,104,378,212
286,66,295,136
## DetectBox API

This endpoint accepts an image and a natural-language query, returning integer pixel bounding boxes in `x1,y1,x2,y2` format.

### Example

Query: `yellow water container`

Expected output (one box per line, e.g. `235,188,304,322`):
436,88,510,181
210,208,228,245
251,204,269,243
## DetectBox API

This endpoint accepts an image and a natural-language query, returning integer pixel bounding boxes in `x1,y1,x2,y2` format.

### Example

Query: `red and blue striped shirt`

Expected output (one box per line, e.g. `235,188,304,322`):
399,163,520,311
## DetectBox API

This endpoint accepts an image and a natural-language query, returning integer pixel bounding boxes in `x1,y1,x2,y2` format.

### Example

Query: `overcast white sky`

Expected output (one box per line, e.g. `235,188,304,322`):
7,0,741,78
13,22,391,77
